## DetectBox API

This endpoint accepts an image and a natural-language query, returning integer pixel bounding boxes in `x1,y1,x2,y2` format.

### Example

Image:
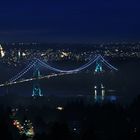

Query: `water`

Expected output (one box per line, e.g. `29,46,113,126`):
0,60,140,105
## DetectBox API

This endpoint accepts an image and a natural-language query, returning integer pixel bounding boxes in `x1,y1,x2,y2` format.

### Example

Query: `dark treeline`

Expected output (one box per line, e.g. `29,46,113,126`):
1,95,140,140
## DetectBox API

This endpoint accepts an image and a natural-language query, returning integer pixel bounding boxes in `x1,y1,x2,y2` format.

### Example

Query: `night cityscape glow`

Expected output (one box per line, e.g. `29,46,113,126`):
1,0,140,140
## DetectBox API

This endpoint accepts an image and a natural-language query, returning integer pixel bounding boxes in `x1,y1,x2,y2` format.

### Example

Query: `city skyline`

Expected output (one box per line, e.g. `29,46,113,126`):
1,1,140,140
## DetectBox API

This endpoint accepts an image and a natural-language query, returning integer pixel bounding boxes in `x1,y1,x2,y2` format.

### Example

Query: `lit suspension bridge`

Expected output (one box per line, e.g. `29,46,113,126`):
0,54,118,96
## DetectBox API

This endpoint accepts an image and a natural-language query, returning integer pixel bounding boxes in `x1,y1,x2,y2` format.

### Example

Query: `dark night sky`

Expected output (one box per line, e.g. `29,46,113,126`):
0,0,140,43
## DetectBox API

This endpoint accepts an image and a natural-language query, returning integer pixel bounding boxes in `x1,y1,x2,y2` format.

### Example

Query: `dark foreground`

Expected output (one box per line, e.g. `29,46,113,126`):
1,95,140,140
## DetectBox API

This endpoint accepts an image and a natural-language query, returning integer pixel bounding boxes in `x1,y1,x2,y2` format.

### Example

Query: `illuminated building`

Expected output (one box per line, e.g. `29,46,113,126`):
0,44,5,58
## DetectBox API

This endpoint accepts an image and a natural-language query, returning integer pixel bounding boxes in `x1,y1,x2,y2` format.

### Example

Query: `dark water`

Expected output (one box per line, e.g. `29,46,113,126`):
0,60,140,105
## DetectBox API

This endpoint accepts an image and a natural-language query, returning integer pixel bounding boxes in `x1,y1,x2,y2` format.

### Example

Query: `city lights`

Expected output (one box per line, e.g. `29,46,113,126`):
56,106,64,111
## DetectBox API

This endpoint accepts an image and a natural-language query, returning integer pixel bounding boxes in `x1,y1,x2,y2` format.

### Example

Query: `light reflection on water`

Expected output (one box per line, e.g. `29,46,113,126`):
0,60,140,105
90,83,117,103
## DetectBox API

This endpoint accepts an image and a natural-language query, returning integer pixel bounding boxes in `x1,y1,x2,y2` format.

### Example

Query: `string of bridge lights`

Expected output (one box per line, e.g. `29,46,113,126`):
0,54,118,86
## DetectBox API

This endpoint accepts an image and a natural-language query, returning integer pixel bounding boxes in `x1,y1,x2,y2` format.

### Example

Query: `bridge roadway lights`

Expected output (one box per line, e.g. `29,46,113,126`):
3,54,118,97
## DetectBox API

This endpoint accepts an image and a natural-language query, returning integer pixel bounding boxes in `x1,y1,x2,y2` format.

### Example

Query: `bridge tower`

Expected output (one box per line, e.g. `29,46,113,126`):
32,62,43,97
94,58,103,73
93,57,105,102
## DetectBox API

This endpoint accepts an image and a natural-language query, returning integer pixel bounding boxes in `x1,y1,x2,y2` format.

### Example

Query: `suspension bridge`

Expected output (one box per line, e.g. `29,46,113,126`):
0,54,118,97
